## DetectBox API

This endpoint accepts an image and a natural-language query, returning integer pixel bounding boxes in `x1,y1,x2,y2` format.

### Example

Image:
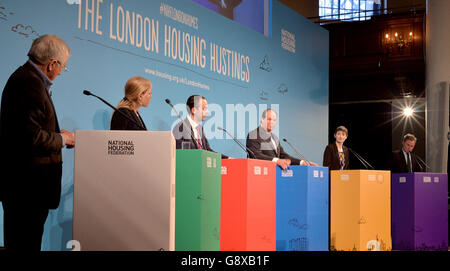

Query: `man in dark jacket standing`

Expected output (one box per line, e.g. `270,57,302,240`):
0,34,75,250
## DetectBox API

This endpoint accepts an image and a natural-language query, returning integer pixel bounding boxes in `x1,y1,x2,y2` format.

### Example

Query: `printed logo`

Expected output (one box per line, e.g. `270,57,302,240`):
281,29,296,53
254,166,261,175
423,176,431,183
107,140,135,155
281,169,293,177
221,166,227,175
340,174,349,181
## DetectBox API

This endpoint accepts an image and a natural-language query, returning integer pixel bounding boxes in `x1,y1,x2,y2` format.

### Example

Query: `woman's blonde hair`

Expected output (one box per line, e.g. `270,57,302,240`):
117,76,152,110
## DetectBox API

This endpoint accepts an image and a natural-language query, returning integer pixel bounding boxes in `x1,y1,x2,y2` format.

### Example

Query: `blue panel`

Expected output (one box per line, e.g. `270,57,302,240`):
306,166,329,251
276,165,329,251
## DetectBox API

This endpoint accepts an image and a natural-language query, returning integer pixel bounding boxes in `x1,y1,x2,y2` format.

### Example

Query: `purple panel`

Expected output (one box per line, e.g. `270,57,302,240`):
413,173,448,250
392,173,415,250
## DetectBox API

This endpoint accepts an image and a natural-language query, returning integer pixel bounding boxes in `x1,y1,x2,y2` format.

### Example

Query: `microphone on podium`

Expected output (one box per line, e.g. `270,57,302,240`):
282,138,312,165
165,98,184,124
165,98,198,148
413,153,430,172
83,90,145,130
348,148,374,170
217,126,256,159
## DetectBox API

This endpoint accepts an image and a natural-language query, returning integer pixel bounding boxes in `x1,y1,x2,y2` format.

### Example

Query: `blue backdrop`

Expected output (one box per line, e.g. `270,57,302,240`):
0,0,328,250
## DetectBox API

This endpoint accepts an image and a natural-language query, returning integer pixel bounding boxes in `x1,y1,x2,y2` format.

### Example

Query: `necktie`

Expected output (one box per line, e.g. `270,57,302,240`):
196,125,203,149
407,153,412,173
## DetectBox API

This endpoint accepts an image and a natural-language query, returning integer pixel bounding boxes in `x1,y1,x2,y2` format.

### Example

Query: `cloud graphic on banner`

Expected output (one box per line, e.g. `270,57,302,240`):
11,24,39,39
259,90,269,101
0,6,14,21
277,83,288,95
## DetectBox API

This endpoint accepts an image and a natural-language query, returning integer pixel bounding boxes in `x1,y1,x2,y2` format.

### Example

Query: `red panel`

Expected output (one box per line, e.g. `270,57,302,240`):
220,159,276,251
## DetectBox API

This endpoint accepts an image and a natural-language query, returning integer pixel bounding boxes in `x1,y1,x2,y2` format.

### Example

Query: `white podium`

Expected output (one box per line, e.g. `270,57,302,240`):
73,130,176,251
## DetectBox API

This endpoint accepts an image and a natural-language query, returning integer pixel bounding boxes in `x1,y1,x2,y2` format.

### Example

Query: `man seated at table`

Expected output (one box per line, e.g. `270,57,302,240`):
246,109,317,169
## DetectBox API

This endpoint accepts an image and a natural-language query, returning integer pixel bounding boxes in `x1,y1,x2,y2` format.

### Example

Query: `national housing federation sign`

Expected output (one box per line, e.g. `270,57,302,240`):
108,140,135,155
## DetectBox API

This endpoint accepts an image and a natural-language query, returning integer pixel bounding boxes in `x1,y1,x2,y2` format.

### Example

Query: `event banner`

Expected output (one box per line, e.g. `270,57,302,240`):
0,0,328,250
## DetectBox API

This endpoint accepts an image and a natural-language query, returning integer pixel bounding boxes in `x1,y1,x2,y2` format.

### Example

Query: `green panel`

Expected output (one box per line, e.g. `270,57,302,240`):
175,150,221,251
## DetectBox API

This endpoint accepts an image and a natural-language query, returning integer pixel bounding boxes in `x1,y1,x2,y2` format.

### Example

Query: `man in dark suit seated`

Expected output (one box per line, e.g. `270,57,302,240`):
390,133,424,173
172,95,228,159
246,109,317,169
0,34,75,250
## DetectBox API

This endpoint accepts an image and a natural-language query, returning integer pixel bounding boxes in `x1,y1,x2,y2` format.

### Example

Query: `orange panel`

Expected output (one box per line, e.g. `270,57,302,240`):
330,170,361,251
330,170,391,251
359,170,391,251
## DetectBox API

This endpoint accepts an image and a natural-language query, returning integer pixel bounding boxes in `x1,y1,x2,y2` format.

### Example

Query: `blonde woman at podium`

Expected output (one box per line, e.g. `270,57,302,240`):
110,76,151,130
323,126,350,170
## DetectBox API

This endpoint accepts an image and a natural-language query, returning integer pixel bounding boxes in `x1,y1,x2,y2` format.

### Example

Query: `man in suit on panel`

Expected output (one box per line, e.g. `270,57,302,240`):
390,133,424,173
172,95,228,159
246,109,317,169
0,34,75,250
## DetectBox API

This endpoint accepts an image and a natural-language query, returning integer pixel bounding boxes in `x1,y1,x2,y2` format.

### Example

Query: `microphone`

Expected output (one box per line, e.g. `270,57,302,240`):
83,90,145,130
217,126,256,159
348,148,374,170
282,138,311,165
165,98,198,148
413,153,430,172
165,99,184,124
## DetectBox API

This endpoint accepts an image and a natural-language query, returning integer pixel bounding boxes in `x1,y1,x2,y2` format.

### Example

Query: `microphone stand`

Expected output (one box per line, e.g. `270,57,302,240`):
83,90,145,130
165,98,198,149
348,148,374,170
218,126,256,159
413,153,431,172
282,138,310,164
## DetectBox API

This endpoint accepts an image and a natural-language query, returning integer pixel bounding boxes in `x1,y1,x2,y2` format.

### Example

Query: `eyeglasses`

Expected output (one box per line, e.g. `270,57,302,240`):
55,60,69,72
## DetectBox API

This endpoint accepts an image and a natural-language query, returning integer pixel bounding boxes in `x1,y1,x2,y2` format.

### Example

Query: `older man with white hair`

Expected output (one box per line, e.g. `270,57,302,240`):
0,34,74,250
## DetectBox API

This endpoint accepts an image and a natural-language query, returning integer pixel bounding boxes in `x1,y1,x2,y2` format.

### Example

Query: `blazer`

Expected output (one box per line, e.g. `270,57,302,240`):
0,61,63,208
246,126,301,164
172,118,228,159
110,107,147,131
323,142,350,170
390,149,423,173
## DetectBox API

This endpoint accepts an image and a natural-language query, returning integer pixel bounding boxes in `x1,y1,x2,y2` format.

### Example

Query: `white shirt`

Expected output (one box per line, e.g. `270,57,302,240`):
265,130,305,165
270,136,279,163
402,148,411,166
187,115,201,139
